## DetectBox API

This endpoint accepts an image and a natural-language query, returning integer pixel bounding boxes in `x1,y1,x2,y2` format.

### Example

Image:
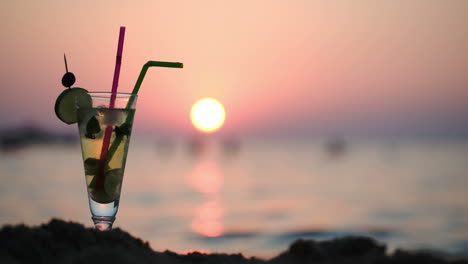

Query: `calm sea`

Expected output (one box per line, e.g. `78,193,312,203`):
1,138,467,258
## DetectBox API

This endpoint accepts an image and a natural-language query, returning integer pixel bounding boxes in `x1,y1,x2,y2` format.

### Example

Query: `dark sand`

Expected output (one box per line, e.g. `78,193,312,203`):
1,219,466,264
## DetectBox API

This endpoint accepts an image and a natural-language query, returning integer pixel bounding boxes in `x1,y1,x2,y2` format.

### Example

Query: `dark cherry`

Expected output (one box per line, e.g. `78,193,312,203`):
61,72,76,88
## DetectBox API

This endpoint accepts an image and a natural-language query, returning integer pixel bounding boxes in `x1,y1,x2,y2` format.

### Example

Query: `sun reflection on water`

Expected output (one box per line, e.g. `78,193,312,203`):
187,161,223,194
187,157,225,237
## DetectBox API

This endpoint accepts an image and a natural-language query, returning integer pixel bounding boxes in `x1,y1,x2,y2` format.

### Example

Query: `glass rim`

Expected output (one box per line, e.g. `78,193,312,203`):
87,92,137,98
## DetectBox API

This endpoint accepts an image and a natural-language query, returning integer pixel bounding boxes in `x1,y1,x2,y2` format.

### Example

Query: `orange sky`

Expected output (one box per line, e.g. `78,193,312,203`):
1,0,467,138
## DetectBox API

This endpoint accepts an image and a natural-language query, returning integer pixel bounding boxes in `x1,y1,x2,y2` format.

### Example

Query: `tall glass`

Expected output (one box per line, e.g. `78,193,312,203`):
77,92,137,230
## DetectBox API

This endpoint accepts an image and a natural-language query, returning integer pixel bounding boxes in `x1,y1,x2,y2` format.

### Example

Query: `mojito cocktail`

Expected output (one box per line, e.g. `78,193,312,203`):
77,92,136,230
55,26,182,231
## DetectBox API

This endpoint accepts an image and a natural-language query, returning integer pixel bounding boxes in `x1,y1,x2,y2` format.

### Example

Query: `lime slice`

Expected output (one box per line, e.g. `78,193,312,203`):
54,87,91,124
89,169,122,203
90,189,114,204
104,168,123,200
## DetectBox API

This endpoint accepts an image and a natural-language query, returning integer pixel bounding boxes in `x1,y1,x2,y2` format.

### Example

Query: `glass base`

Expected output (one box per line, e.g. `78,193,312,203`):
88,197,119,231
92,216,115,231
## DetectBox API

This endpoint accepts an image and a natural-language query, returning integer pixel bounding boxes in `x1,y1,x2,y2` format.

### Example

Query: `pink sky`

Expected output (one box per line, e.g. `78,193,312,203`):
1,0,467,138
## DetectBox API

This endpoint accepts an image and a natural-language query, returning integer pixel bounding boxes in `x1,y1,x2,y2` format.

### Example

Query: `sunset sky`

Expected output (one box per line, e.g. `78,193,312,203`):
1,0,467,138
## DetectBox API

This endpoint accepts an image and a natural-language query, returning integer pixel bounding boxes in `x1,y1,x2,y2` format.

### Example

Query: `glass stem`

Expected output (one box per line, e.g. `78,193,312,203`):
92,216,115,231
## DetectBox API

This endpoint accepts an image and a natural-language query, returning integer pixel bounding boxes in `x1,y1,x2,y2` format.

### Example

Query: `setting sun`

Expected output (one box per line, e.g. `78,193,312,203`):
190,98,226,133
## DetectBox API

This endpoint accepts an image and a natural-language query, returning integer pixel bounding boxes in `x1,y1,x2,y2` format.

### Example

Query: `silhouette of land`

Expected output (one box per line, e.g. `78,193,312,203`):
0,125,75,151
1,219,466,264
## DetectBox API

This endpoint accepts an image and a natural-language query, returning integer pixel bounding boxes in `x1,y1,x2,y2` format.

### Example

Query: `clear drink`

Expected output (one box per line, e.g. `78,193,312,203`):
55,39,182,231
77,93,137,230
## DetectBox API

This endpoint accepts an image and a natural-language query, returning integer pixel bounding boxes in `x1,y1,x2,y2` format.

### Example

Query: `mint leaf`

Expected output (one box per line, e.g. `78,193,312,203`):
115,123,131,138
87,116,101,134
85,133,96,139
84,158,100,175
85,116,101,139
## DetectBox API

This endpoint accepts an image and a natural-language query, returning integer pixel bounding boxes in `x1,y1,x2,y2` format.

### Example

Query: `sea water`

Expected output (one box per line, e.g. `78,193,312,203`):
0,138,467,258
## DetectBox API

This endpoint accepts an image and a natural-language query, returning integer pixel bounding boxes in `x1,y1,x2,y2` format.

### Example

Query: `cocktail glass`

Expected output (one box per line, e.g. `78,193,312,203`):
77,92,137,231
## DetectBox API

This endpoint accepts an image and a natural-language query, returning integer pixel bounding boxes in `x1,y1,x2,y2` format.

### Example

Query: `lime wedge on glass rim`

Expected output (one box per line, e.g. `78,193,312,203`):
54,87,91,124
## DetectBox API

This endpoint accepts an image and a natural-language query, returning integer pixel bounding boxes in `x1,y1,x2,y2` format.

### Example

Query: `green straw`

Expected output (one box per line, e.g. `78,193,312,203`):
132,61,183,95
125,61,183,109
104,60,183,163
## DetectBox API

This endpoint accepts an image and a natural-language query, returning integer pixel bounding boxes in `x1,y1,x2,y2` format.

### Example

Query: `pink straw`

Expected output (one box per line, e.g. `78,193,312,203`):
96,26,126,191
110,27,126,107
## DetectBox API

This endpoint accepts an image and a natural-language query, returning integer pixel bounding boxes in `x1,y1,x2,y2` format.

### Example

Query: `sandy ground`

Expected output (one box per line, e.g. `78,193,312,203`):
1,219,467,264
